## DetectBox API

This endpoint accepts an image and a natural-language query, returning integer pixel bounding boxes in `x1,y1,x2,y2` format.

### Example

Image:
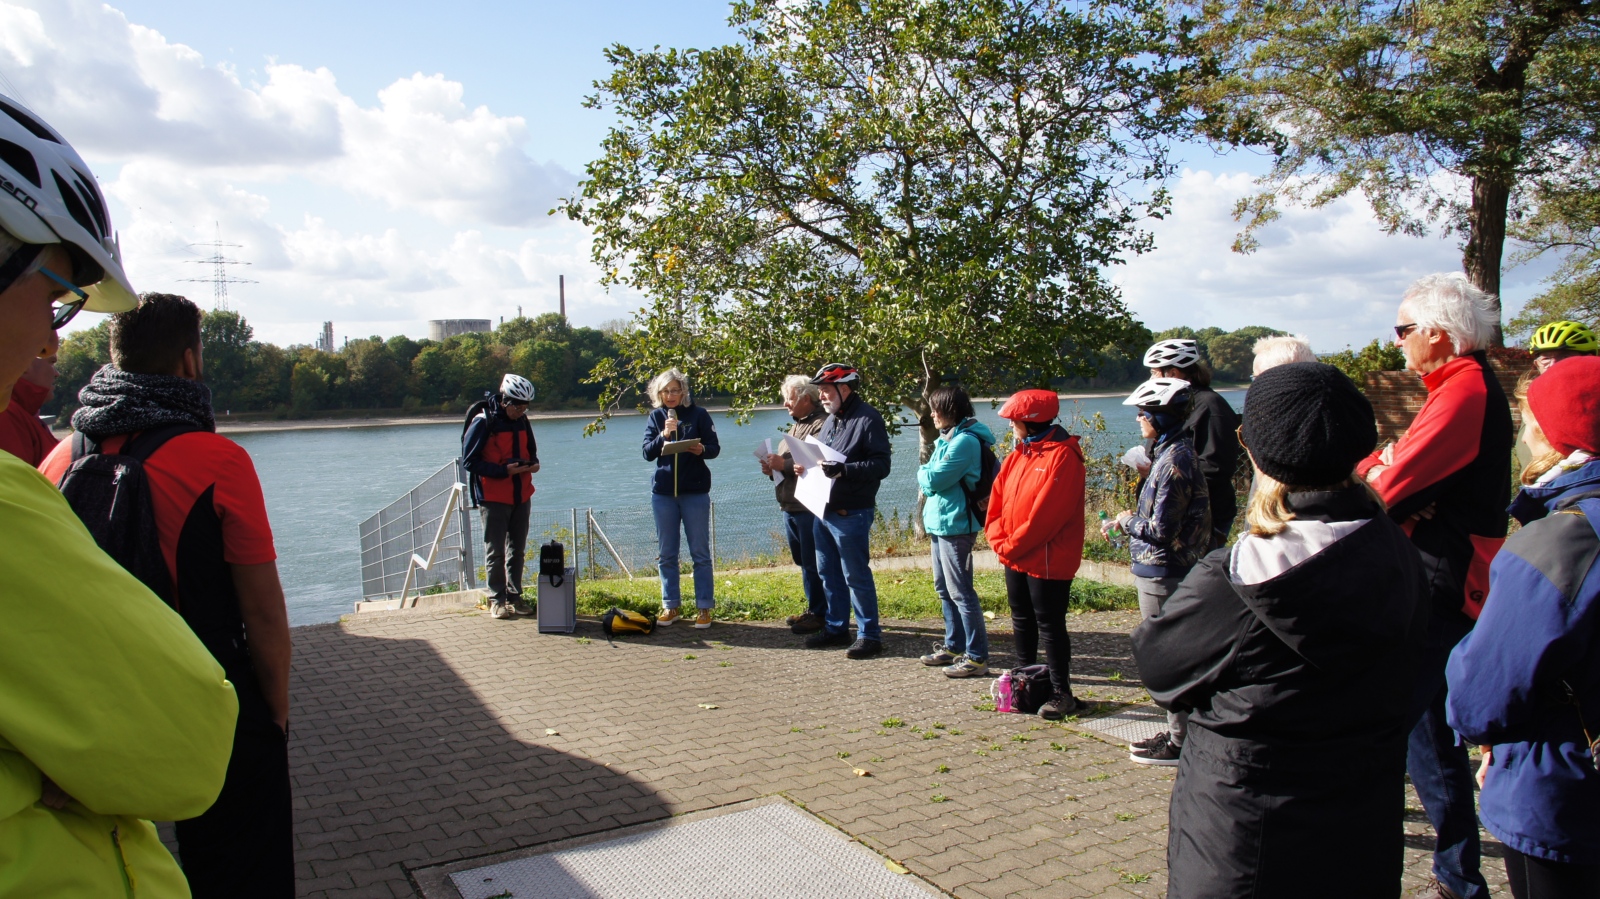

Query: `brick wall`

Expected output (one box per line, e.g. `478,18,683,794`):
1364,360,1528,444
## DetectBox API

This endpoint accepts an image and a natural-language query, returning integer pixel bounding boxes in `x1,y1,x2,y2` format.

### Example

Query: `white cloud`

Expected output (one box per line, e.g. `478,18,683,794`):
1114,169,1467,352
0,0,572,226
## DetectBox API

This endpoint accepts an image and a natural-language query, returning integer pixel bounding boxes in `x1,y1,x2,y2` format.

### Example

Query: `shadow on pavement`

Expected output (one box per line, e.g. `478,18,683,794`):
289,623,669,898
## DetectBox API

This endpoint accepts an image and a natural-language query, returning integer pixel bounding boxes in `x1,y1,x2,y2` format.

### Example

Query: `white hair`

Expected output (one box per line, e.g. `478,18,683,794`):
1251,334,1317,376
780,374,820,403
647,367,692,408
1400,273,1499,355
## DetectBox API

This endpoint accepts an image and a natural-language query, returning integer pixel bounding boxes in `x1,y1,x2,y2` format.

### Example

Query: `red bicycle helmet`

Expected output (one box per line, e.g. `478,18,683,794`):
811,363,860,386
997,389,1059,422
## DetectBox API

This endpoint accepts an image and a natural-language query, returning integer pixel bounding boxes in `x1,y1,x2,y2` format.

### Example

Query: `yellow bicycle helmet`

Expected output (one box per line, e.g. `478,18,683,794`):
1530,321,1599,354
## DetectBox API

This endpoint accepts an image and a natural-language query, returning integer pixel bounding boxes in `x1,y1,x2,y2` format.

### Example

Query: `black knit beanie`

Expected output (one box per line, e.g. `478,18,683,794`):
1240,362,1376,487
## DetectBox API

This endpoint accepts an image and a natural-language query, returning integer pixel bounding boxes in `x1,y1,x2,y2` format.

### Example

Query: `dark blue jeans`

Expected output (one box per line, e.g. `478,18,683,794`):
1408,609,1488,899
812,506,881,641
783,509,826,618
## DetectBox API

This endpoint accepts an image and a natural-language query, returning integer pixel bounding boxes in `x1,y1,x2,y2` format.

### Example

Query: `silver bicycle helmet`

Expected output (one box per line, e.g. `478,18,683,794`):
1142,339,1202,370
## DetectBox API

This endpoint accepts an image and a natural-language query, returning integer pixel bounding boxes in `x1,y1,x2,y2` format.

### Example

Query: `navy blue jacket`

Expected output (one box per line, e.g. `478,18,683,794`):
816,391,892,512
642,404,721,496
1447,461,1600,865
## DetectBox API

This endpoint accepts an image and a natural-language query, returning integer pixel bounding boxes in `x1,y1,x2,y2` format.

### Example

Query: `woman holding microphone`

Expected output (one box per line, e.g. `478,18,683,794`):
642,368,721,627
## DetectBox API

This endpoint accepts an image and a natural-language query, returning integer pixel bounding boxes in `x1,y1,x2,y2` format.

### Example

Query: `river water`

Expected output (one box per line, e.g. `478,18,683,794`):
235,390,1244,625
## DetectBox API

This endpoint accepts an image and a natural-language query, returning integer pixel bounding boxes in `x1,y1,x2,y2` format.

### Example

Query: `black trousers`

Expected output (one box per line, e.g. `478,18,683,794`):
1506,848,1600,899
482,500,531,601
173,703,293,898
1004,567,1074,696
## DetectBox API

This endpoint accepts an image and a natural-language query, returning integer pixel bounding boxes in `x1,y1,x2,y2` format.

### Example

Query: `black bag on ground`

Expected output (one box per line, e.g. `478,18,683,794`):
540,540,565,585
55,424,197,607
1008,664,1055,715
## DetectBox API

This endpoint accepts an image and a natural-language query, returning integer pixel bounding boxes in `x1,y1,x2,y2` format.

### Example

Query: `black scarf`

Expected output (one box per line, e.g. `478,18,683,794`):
71,365,216,439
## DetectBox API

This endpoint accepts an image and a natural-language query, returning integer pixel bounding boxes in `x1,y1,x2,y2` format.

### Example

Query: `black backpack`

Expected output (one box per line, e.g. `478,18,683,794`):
56,424,197,608
960,434,1000,528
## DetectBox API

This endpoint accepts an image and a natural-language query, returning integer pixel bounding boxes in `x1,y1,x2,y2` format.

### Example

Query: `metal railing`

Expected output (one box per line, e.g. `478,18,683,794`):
358,459,477,600
362,467,923,596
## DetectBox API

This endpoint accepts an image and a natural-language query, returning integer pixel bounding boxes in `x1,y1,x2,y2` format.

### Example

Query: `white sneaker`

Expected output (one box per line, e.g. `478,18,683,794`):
490,601,515,620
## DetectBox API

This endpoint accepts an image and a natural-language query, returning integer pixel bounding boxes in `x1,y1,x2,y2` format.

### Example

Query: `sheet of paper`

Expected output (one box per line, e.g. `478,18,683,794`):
785,435,845,519
1119,444,1151,471
753,438,777,482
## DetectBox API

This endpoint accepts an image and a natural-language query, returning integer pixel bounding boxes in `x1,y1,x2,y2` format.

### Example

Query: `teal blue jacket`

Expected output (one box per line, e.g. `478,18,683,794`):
917,419,996,536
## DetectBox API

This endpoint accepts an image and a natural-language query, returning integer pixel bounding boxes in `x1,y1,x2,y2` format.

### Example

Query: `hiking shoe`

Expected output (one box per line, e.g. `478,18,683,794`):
1129,733,1182,766
845,638,884,660
805,630,853,649
944,658,988,678
512,598,536,617
1039,693,1085,720
920,644,959,667
1422,877,1465,899
490,601,515,620
1129,730,1169,752
694,609,712,629
658,608,682,627
788,612,825,635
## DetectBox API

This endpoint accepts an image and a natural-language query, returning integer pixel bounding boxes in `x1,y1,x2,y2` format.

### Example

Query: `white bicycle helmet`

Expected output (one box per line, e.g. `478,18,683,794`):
0,93,136,312
500,373,535,402
1142,339,1203,370
1123,377,1192,409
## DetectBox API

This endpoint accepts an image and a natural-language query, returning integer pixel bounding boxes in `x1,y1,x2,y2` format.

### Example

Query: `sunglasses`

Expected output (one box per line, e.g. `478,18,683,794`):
40,268,89,329
1394,322,1419,341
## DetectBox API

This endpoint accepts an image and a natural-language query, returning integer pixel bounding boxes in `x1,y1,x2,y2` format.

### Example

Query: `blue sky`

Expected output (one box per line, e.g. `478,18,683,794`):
0,0,1552,350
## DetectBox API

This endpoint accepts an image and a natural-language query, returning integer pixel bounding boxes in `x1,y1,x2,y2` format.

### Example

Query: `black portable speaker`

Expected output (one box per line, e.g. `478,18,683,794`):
540,541,565,586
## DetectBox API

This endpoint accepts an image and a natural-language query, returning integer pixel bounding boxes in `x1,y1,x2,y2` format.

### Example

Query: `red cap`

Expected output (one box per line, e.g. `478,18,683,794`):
997,389,1059,423
1528,356,1600,456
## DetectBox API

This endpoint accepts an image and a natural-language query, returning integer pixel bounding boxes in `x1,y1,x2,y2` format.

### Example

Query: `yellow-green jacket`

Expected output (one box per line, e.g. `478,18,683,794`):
0,451,238,897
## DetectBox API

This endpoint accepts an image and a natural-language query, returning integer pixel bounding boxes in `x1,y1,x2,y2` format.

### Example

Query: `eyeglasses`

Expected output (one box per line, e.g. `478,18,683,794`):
661,388,685,397
1235,424,1247,449
1394,322,1419,341
505,399,529,408
40,268,88,329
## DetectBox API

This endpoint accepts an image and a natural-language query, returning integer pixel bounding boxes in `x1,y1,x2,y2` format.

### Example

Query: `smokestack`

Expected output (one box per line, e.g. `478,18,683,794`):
560,275,566,321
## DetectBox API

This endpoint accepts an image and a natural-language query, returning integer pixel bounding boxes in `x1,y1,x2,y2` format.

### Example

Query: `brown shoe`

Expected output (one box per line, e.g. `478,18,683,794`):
788,612,824,635
695,609,712,629
658,608,682,626
1423,877,1464,899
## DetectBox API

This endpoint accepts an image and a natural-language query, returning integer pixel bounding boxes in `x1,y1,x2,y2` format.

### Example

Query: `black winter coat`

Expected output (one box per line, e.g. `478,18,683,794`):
1131,487,1427,898
816,391,892,512
642,404,721,495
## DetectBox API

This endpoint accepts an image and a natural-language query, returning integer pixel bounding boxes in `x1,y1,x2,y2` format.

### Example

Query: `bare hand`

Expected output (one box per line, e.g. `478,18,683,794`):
689,443,705,455
1476,746,1492,788
507,462,535,475
764,453,786,471
759,459,772,476
793,463,807,476
662,418,680,437
1364,464,1389,483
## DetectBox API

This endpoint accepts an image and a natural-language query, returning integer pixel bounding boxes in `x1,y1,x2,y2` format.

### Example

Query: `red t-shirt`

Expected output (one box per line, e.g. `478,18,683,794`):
39,430,277,593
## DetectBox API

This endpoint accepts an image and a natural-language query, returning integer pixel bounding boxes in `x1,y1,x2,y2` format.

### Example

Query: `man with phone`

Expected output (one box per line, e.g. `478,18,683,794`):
463,373,541,619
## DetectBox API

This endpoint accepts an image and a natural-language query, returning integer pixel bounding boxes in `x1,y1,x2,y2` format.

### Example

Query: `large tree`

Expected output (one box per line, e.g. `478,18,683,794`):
1183,0,1600,338
1507,150,1600,338
564,0,1181,455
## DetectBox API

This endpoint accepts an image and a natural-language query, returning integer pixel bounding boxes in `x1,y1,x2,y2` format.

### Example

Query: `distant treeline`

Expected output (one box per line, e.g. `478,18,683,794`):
48,312,622,422
48,315,1361,423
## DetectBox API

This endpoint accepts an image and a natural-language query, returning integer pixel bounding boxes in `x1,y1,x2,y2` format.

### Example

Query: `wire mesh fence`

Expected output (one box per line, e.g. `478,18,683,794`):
475,479,924,584
358,460,475,599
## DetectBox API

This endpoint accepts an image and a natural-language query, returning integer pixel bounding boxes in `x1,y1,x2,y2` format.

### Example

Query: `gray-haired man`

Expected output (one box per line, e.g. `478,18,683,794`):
761,375,828,633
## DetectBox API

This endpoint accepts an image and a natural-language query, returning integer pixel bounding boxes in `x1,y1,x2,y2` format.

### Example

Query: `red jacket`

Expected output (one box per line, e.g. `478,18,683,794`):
985,427,1086,581
1356,352,1512,619
0,380,59,466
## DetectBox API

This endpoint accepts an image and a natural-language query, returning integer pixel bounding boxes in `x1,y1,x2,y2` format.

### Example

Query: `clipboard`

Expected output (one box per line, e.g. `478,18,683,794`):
661,438,702,456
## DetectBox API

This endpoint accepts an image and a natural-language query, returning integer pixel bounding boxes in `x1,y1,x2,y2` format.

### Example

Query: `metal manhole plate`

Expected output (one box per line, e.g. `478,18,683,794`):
1076,703,1167,747
447,801,941,899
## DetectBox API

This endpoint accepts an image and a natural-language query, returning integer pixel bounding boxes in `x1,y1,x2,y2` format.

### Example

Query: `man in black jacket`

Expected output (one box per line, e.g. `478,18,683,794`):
796,363,892,659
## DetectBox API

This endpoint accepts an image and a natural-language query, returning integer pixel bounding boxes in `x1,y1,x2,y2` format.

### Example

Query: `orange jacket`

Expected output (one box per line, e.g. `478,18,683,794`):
985,427,1086,581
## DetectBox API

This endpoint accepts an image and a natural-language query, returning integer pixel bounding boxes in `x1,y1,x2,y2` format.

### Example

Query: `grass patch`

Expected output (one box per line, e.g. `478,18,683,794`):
576,569,1135,621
